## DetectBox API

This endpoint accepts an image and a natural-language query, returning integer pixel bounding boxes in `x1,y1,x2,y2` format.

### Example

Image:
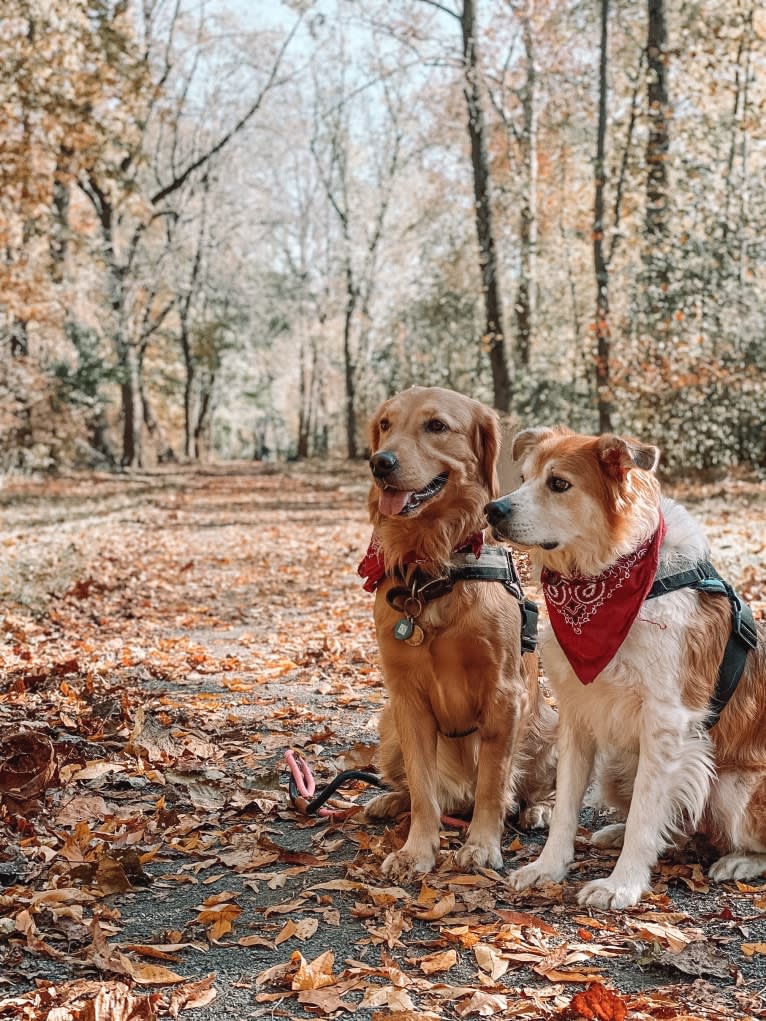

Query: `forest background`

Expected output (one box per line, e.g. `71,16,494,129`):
1,0,765,474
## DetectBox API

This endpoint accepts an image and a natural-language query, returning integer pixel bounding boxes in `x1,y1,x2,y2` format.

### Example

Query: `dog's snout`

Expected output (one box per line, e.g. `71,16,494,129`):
370,450,399,478
484,497,513,526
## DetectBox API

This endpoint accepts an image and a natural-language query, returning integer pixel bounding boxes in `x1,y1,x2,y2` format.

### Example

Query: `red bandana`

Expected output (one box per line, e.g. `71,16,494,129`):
541,516,667,684
357,532,484,592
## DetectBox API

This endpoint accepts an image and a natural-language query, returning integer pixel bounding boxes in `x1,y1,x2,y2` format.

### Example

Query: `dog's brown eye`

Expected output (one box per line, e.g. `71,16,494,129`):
425,418,448,433
548,476,571,493
379,418,390,432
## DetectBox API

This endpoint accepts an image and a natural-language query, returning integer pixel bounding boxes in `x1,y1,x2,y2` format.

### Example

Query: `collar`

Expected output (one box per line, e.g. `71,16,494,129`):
542,515,667,684
357,531,484,593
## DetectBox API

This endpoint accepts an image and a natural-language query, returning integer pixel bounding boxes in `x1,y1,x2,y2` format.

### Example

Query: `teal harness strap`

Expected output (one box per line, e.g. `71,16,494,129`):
646,561,758,729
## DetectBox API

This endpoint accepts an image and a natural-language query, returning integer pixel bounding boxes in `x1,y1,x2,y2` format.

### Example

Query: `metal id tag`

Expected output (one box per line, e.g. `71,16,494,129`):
394,617,414,641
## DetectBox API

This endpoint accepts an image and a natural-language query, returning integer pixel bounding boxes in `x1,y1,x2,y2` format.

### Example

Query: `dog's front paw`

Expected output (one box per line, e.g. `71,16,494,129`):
518,801,554,830
381,848,436,883
709,852,766,883
455,840,503,872
577,875,646,909
590,823,626,849
507,858,568,892
364,791,410,820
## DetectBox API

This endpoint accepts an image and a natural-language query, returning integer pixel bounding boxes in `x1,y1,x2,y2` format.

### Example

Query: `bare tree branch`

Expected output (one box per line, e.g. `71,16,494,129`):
150,13,304,207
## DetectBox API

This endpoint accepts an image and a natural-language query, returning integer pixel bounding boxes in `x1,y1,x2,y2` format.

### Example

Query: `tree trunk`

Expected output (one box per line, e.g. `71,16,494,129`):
297,339,311,459
342,269,358,459
593,0,612,433
9,318,29,358
194,386,213,460
180,323,195,460
121,342,143,467
645,0,670,245
139,348,176,463
515,2,537,370
461,0,512,413
50,145,73,284
644,0,671,344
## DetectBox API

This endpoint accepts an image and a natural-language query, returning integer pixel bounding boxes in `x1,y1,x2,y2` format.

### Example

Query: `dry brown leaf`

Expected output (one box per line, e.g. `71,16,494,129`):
200,889,239,906
123,961,188,987
68,761,126,781
543,968,603,984
419,948,457,975
458,990,508,1016
238,934,275,949
291,949,336,991
120,942,205,960
263,896,307,917
275,919,298,945
495,908,557,934
96,854,133,895
165,973,217,1017
55,794,110,827
196,902,241,942
0,729,58,801
77,982,160,1021
473,943,509,981
413,891,456,920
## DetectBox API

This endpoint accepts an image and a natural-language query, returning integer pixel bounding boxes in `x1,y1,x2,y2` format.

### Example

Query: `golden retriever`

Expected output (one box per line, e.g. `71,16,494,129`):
358,387,557,883
486,427,765,908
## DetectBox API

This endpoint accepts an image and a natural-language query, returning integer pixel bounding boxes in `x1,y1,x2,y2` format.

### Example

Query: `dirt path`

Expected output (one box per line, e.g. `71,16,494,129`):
0,464,764,1020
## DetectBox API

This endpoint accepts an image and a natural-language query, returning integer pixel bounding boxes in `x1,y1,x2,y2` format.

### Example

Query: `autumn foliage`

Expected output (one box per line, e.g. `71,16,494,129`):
0,464,763,1018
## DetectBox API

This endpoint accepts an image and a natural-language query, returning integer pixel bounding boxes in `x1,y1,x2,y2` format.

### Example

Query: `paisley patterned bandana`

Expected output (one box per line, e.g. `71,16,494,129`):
357,532,484,592
541,515,667,684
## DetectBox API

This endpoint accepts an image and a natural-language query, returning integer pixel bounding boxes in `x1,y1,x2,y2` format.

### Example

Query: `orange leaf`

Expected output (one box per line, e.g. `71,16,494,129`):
569,982,628,1019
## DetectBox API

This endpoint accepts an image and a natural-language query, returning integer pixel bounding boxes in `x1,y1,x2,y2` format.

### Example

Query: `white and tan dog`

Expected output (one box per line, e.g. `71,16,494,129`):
485,427,765,909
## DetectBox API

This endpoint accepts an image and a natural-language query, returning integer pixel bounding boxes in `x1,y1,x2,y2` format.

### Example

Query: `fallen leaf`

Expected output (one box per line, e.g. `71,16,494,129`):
569,982,628,1020
741,942,766,957
291,949,336,990
166,973,217,1016
413,891,456,920
419,948,457,974
474,943,509,981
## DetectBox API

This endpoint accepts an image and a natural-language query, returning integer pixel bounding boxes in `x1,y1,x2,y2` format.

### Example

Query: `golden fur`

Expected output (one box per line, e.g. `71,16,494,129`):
362,387,557,882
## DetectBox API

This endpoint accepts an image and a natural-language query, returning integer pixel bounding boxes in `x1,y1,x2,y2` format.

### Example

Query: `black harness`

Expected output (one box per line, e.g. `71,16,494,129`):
385,544,539,654
646,561,759,728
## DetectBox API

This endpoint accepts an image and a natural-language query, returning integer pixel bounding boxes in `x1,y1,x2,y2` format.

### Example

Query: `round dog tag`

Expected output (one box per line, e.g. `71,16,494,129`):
405,624,424,646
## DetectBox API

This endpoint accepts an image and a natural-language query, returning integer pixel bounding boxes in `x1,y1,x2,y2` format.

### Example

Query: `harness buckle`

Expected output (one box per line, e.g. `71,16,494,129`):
697,576,727,595
520,599,539,654
729,591,758,651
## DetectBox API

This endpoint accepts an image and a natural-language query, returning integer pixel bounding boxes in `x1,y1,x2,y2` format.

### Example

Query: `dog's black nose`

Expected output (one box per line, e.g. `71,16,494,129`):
484,497,513,526
370,450,399,478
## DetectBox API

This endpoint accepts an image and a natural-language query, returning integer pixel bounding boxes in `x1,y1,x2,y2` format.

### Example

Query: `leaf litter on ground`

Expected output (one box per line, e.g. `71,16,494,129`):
0,462,764,1018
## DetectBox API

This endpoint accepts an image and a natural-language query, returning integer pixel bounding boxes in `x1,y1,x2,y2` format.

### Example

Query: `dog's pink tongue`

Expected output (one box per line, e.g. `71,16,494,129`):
379,488,412,516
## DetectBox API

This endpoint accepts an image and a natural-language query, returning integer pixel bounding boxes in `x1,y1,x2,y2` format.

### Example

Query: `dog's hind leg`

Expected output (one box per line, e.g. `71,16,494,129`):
516,698,558,831
365,790,410,819
708,770,766,882
365,704,410,820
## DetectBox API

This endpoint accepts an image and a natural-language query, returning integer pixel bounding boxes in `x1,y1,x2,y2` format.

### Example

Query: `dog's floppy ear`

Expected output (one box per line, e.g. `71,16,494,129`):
474,405,501,496
511,427,556,463
597,434,660,481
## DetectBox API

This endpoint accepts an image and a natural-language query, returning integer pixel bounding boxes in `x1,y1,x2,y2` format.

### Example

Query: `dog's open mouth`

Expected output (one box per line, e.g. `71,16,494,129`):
378,472,449,517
